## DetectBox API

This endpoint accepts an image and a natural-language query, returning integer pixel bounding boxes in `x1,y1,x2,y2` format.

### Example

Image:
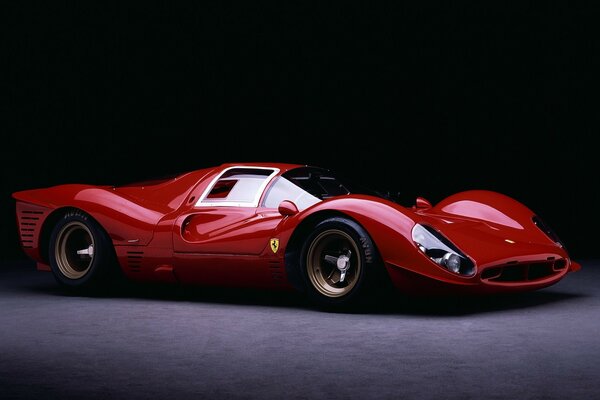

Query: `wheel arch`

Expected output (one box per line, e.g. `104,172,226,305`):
284,209,379,291
38,207,112,264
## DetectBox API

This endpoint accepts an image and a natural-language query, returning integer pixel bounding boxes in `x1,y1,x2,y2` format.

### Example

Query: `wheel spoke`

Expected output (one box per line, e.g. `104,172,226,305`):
324,255,338,265
326,267,336,280
76,245,94,257
330,269,341,284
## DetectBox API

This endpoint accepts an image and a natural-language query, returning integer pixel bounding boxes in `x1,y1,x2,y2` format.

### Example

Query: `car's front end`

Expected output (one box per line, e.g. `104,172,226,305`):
381,190,579,295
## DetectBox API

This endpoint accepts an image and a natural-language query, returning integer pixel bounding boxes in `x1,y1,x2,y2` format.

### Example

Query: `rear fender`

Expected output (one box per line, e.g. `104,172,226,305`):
14,185,166,248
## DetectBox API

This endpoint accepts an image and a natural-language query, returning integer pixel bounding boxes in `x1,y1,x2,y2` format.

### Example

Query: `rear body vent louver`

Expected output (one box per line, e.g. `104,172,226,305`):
18,210,43,249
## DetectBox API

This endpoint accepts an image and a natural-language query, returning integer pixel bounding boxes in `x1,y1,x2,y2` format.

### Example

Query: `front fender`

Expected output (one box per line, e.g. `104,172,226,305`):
279,196,471,286
432,190,536,229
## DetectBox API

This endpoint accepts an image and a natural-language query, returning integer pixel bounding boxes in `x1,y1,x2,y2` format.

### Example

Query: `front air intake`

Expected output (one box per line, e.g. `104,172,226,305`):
481,260,564,283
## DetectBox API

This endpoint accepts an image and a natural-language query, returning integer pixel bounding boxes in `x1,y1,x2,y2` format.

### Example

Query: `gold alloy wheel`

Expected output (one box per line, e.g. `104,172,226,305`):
306,229,362,298
55,221,95,280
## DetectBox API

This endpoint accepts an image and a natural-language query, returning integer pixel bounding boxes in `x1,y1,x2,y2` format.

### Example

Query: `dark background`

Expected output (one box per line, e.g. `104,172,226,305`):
2,3,598,262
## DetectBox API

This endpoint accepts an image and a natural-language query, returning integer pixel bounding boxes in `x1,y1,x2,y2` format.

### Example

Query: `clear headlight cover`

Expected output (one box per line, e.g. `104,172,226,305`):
532,216,565,248
411,224,475,276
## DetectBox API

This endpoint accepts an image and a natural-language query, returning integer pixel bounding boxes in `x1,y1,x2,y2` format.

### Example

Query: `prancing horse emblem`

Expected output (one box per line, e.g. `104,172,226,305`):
270,238,279,254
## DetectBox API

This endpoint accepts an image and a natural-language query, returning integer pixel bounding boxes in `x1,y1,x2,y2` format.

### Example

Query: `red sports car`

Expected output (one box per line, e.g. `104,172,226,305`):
13,163,580,307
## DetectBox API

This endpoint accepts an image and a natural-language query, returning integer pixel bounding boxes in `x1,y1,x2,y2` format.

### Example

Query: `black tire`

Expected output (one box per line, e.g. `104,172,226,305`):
48,209,116,291
300,217,382,309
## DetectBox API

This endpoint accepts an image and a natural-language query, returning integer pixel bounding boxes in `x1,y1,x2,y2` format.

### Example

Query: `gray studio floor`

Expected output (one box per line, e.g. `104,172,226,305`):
1,260,598,400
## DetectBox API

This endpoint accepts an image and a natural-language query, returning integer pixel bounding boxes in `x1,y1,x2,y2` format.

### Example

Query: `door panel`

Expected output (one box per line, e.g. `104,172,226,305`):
173,207,283,255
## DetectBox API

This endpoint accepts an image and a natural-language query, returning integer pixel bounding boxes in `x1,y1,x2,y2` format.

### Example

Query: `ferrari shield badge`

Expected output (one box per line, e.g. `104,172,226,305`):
270,238,279,253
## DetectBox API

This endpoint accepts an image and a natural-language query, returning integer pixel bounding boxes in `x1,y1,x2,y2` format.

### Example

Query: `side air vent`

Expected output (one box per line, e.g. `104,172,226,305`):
18,210,43,249
268,260,284,283
126,251,144,272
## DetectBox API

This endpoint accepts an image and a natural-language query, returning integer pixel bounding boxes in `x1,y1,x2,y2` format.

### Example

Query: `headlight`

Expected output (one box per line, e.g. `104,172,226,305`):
532,216,564,248
411,224,475,276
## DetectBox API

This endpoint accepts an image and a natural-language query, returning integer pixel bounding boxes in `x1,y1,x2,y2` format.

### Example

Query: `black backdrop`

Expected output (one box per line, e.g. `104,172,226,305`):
2,3,598,261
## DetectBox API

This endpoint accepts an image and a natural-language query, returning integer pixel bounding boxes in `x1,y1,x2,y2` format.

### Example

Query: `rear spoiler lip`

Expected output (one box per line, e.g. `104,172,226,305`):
12,189,56,208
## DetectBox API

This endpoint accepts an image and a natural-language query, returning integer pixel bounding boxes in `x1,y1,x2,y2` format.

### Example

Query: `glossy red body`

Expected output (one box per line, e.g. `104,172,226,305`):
13,163,579,294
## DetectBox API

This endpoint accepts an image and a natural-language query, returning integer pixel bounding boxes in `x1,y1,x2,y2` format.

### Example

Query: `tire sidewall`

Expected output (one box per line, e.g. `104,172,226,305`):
300,217,378,308
49,210,112,289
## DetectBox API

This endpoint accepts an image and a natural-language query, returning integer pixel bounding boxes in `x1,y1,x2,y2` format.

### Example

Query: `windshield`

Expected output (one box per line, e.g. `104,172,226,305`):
262,167,379,211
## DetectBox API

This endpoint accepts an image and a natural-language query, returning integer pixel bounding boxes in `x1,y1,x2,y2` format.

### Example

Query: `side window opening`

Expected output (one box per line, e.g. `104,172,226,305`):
206,179,237,199
197,167,277,207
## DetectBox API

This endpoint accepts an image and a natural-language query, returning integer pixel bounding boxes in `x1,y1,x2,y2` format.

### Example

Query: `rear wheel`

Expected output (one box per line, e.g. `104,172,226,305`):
300,217,381,309
49,210,116,290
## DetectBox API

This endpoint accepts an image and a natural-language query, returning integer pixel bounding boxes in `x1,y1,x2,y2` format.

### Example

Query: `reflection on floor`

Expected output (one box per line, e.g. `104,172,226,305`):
0,260,598,400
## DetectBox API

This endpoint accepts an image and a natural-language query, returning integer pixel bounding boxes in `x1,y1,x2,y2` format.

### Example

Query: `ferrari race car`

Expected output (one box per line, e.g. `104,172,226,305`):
13,163,579,307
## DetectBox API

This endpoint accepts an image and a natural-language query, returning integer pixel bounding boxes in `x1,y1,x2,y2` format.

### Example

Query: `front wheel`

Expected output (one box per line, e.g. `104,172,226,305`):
48,210,116,290
300,217,381,309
